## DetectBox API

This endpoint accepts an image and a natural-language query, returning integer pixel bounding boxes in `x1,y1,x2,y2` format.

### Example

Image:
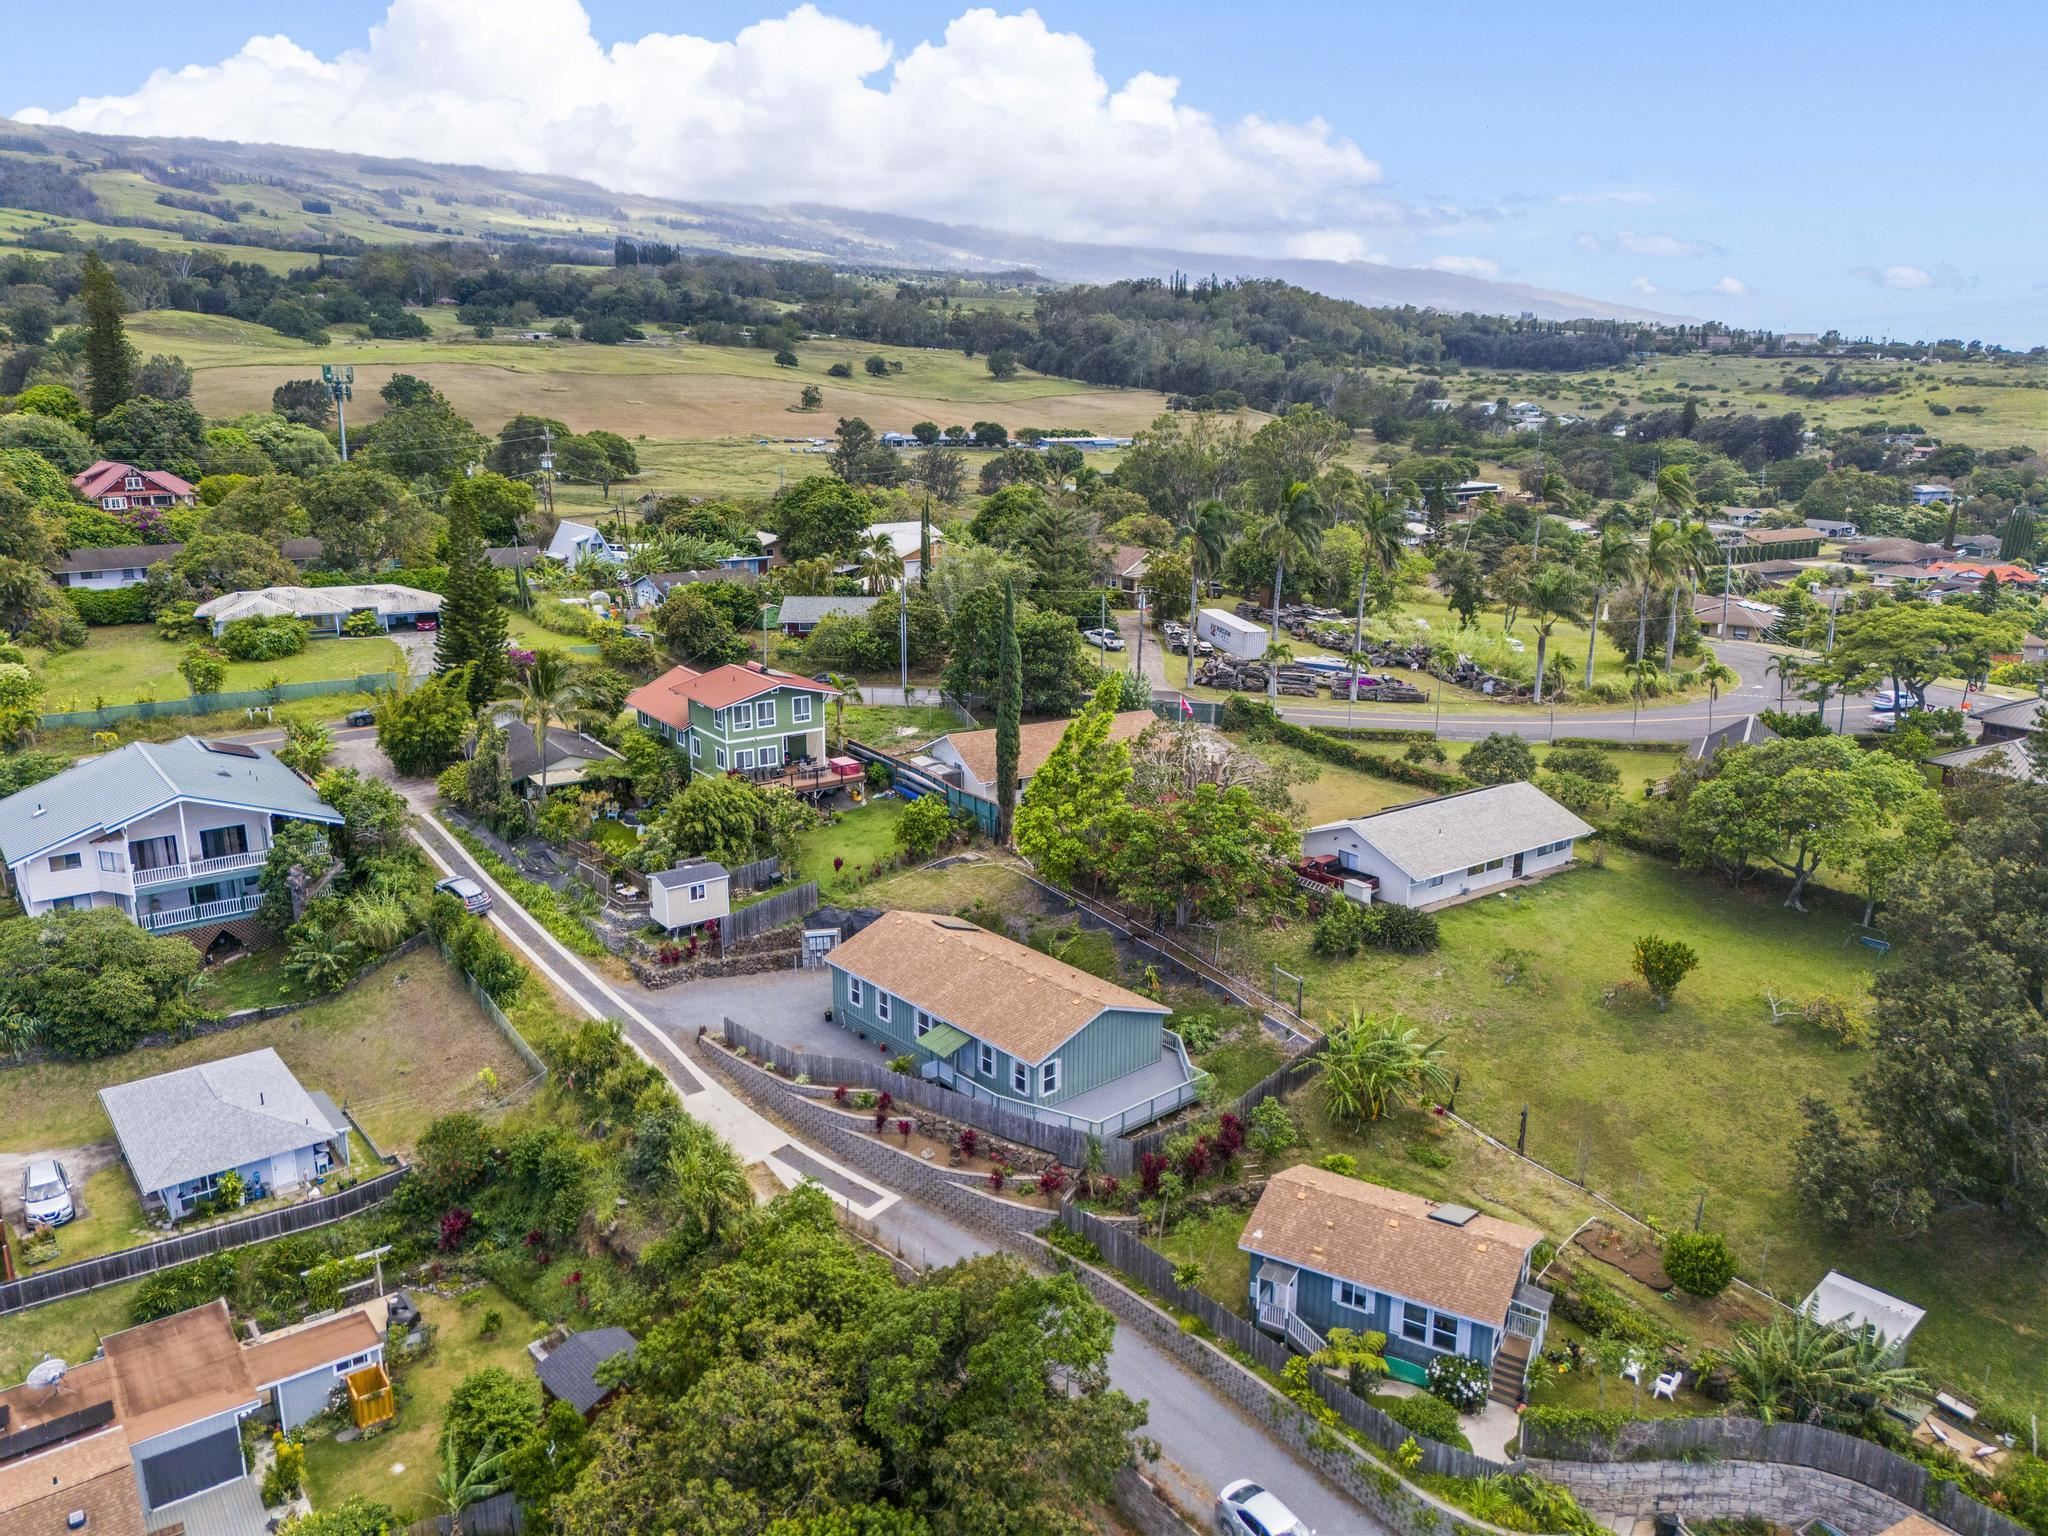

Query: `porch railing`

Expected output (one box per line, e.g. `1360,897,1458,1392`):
131,848,267,888
139,893,264,931
1257,1303,1327,1357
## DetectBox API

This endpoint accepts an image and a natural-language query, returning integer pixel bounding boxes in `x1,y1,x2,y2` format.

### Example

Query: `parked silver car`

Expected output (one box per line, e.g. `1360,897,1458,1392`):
22,1159,74,1226
1215,1480,1312,1536
435,876,493,917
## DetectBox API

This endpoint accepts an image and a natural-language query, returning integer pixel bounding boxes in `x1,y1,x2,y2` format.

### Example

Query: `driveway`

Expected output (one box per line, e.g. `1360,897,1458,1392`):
389,628,438,678
628,970,844,1055
0,1140,121,1228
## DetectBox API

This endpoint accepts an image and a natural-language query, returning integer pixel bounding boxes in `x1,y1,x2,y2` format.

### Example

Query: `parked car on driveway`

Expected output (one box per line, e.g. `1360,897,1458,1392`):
435,876,492,916
1215,1480,1312,1536
1081,628,1126,651
344,708,376,728
22,1160,74,1226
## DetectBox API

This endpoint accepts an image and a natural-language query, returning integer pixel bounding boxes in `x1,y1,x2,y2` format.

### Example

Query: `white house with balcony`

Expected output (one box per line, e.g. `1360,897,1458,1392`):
1302,782,1594,910
0,737,342,948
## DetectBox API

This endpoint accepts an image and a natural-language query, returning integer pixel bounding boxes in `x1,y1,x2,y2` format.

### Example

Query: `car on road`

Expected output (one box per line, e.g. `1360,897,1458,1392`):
1869,695,1900,714
22,1159,74,1227
435,876,492,916
1215,1480,1312,1536
1081,628,1126,651
344,708,376,728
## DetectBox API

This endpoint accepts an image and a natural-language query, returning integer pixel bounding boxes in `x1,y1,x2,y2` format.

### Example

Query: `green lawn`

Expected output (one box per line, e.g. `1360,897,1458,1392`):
189,947,309,1014
32,625,405,710
0,950,529,1161
303,1284,547,1524
832,701,970,749
39,693,380,755
0,1279,146,1385
797,797,908,901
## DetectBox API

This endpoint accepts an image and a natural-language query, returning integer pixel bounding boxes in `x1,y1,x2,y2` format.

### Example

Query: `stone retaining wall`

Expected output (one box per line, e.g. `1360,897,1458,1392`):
1527,1457,1925,1536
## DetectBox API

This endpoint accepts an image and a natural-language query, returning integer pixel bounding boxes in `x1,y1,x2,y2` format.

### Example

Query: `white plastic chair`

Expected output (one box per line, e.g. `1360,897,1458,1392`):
1620,1354,1643,1384
1652,1371,1682,1401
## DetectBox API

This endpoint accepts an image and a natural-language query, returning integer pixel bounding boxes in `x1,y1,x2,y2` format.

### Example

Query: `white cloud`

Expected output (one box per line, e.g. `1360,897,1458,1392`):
1630,276,1658,296
15,0,1394,253
1573,232,1603,254
1423,254,1498,279
1616,230,1721,258
1850,263,1974,293
1284,231,1386,264
1878,264,1934,290
1553,188,1656,206
1712,276,1748,297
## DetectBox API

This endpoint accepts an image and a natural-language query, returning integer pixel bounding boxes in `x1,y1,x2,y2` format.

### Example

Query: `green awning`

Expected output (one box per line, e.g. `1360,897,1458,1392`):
919,1024,973,1059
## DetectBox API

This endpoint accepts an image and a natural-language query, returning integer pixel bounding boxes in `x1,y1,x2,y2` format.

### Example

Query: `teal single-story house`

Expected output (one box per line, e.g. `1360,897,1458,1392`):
824,910,1200,1135
1240,1166,1550,1402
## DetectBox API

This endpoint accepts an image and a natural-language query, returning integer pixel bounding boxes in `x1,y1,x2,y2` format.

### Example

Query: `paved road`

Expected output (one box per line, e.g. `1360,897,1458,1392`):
395,783,1382,1533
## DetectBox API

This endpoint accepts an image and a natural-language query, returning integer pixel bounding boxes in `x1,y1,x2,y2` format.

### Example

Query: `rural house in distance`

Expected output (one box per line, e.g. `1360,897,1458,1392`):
1302,782,1593,909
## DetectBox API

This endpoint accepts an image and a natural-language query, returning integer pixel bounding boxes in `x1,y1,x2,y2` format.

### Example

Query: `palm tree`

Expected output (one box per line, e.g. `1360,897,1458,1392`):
1182,498,1235,691
1724,1307,1924,1426
1584,524,1644,690
669,1117,752,1248
825,672,861,749
857,531,904,595
1653,461,1698,523
1763,652,1803,710
499,648,590,800
1623,657,1662,738
1664,522,1718,668
439,1436,514,1526
1525,565,1588,706
1697,657,1739,736
1255,480,1326,698
1638,521,1689,663
1318,1012,1455,1126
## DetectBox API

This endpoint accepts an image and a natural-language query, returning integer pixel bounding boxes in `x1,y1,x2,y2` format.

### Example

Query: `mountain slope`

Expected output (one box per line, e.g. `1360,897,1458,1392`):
0,119,1680,323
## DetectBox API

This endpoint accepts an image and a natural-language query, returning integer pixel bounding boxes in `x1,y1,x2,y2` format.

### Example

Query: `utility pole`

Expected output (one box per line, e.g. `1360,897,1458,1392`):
539,424,555,516
1133,588,1146,692
898,572,909,697
321,365,354,461
1098,591,1108,672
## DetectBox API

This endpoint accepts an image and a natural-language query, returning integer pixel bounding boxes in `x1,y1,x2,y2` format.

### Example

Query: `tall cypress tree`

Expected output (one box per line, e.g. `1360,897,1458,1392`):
437,477,510,708
79,252,133,419
994,580,1022,842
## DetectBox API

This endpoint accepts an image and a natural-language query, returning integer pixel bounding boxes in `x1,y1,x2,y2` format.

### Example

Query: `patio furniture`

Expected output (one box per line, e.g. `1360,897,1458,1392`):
1927,1419,1951,1444
1620,1354,1643,1383
1652,1371,1682,1401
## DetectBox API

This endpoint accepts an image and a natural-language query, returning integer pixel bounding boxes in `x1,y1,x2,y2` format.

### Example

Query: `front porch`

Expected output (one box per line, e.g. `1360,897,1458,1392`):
139,891,265,933
919,1035,1203,1137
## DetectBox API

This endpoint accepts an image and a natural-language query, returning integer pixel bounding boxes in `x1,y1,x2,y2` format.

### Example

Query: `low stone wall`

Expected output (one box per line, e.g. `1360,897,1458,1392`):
630,928,802,988
776,1075,1061,1178
1527,1457,1926,1536
1113,1465,1201,1536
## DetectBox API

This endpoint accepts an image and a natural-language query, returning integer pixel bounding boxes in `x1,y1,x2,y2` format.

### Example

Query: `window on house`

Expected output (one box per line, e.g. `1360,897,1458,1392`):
1465,857,1505,876
915,1010,932,1037
713,709,726,733
46,895,79,911
732,702,753,730
48,853,81,872
688,883,706,902
689,735,701,760
876,993,891,1023
1401,1302,1429,1343
736,748,755,771
977,1042,995,1077
847,976,863,1007
123,474,143,490
792,695,812,723
98,850,121,872
1336,1282,1373,1313
1011,1061,1031,1096
1432,1312,1459,1351
199,825,249,861
758,746,780,768
714,747,727,770
1040,1059,1061,1096
104,496,127,511
756,697,775,727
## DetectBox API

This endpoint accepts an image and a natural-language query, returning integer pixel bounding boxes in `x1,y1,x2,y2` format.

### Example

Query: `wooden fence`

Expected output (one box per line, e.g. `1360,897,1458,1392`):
406,1491,524,1536
724,1017,1117,1171
0,1167,408,1315
432,935,548,1082
1057,1204,1509,1482
728,856,782,892
722,880,818,951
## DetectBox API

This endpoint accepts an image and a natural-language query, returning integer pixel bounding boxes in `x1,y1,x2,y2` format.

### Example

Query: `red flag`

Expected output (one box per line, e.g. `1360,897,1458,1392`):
1180,695,1194,718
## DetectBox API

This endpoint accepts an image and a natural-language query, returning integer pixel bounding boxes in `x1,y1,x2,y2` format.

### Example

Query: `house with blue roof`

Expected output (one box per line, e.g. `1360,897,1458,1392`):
0,737,342,948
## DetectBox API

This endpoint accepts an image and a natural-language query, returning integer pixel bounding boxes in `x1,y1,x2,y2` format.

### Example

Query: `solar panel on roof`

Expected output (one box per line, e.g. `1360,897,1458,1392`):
199,740,259,758
0,1399,115,1465
1427,1203,1479,1226
932,918,979,931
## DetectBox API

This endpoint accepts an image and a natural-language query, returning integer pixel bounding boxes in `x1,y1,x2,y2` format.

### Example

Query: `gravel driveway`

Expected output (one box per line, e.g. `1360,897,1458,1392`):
628,970,843,1054
0,1140,121,1227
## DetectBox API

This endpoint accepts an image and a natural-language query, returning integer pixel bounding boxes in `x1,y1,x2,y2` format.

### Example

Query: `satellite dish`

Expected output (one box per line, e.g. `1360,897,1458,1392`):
25,1358,67,1389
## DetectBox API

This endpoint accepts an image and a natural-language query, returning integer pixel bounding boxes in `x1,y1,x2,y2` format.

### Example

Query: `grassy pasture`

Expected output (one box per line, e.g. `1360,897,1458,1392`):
28,624,404,710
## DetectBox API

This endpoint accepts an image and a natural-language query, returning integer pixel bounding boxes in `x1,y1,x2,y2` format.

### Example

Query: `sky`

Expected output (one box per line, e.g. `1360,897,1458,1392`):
3,0,2039,344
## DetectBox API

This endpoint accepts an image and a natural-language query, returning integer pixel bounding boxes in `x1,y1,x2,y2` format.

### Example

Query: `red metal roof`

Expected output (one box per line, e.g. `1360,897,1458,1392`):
71,460,196,501
626,663,835,728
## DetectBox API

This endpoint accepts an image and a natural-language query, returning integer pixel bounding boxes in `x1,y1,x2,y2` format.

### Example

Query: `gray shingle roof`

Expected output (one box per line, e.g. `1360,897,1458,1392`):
776,594,881,625
535,1328,637,1414
0,737,342,868
502,721,623,784
1311,782,1595,882
54,543,183,574
1972,696,2045,733
649,860,728,890
98,1048,339,1195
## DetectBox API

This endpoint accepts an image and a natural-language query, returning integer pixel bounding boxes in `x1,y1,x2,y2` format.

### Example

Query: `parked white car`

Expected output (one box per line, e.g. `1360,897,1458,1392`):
1215,1480,1312,1536
435,876,493,917
1082,627,1126,651
22,1159,74,1226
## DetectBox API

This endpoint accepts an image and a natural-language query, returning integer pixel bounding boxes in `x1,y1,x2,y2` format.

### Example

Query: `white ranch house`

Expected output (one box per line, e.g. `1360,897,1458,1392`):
1302,782,1593,909
193,583,441,638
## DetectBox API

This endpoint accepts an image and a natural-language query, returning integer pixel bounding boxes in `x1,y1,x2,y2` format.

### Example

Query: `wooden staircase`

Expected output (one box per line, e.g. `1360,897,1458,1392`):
1491,1335,1531,1405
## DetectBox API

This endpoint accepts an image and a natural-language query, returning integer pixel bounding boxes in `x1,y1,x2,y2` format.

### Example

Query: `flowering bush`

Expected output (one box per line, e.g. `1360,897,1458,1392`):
988,1165,1007,1193
1139,1151,1168,1196
1036,1162,1068,1197
1425,1352,1490,1414
897,1118,912,1141
957,1128,978,1158
438,1208,473,1251
833,1085,850,1106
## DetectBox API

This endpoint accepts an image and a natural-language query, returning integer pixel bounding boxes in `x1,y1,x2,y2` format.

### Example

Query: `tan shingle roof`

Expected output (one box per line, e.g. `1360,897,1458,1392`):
0,1427,143,1536
939,711,1154,795
1240,1166,1542,1323
827,910,1166,1064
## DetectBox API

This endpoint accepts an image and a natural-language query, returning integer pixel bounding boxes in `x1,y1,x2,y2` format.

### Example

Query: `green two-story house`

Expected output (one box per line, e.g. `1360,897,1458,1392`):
627,662,835,779
824,910,1201,1134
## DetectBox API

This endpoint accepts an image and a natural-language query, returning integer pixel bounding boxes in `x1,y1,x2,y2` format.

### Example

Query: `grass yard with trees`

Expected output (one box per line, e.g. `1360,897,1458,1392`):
29,623,404,709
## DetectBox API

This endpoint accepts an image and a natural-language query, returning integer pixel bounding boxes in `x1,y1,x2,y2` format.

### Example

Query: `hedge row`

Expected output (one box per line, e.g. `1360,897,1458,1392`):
1303,724,1439,745
63,587,154,625
1552,736,1688,753
1220,696,1472,794
304,564,449,594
